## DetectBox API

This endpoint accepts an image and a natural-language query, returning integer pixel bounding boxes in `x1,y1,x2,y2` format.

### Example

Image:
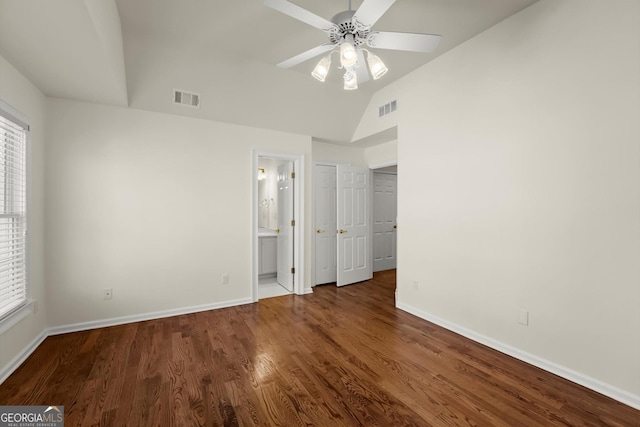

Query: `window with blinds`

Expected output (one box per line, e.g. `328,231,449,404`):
0,104,28,321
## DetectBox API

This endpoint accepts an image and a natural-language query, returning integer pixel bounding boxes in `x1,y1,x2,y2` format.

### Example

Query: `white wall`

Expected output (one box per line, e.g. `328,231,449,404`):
45,99,312,328
351,94,399,142
0,56,47,375
312,141,366,166
365,140,397,168
383,0,639,403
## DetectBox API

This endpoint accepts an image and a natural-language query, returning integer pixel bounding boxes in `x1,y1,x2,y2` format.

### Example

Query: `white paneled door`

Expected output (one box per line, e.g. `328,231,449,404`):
373,173,397,272
277,162,294,292
337,165,372,287
314,165,337,285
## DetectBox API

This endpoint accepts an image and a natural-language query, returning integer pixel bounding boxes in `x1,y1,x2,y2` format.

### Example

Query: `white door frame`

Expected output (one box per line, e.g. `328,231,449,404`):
252,150,305,302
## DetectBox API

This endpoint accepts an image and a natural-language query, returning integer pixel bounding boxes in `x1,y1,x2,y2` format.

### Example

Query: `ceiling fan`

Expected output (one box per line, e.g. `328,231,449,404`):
264,0,442,90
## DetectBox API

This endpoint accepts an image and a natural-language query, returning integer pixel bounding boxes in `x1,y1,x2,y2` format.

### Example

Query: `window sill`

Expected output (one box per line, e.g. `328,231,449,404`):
0,300,34,335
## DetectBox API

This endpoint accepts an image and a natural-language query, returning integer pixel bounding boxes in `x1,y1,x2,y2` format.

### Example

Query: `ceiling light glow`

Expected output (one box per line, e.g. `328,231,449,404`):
340,35,358,68
311,55,332,82
366,52,388,80
343,69,358,90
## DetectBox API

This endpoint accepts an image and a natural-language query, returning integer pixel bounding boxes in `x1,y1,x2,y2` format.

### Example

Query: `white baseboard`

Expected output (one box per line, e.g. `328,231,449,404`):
48,297,254,336
396,302,640,410
0,330,47,385
0,297,254,384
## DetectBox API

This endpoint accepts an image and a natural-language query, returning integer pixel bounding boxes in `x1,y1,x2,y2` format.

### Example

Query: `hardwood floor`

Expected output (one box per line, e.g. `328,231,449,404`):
1,270,637,426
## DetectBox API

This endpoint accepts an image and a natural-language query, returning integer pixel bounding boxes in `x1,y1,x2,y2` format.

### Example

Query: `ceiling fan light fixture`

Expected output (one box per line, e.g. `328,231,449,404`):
265,0,443,90
340,35,358,68
343,69,358,90
311,55,332,82
366,52,388,80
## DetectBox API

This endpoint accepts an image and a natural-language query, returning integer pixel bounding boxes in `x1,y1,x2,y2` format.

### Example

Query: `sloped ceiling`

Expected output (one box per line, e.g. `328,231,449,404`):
0,0,127,106
0,0,539,143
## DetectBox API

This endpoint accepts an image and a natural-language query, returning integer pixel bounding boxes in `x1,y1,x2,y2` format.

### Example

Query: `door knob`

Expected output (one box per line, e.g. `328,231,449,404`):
393,225,397,229
338,229,347,234
275,228,280,233
316,229,325,234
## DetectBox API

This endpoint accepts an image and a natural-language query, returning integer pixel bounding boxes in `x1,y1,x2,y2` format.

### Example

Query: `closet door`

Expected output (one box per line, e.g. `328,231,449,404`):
336,165,372,286
373,172,397,272
314,165,337,285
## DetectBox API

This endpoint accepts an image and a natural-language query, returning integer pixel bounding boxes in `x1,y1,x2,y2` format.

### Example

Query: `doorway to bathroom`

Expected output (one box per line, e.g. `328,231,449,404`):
252,151,305,301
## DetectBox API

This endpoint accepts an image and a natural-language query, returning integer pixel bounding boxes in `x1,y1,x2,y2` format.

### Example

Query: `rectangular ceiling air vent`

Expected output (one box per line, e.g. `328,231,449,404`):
173,89,200,108
378,100,397,117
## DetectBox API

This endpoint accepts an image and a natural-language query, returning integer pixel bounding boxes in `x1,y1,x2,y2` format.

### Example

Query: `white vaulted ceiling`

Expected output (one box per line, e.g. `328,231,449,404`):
0,0,539,142
0,0,128,106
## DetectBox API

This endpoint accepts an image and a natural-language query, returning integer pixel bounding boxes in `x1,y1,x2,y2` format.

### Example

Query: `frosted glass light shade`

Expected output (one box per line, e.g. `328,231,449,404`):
340,38,357,68
343,70,358,90
366,53,388,80
311,55,332,82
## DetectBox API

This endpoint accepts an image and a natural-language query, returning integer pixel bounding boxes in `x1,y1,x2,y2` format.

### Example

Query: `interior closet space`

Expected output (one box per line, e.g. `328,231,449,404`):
313,162,397,288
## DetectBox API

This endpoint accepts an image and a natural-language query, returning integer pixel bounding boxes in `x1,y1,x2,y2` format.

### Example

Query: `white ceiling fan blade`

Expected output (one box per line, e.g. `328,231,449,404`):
264,0,337,32
355,50,370,84
367,31,442,53
352,0,396,27
277,44,335,69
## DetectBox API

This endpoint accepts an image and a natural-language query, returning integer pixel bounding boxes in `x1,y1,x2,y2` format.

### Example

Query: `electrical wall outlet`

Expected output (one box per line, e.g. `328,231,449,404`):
412,280,419,290
103,288,113,300
518,308,529,326
222,274,229,285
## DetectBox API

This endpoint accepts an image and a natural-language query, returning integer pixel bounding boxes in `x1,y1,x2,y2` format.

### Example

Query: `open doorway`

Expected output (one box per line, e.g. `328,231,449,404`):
372,165,397,272
312,161,398,286
313,163,374,287
252,151,305,301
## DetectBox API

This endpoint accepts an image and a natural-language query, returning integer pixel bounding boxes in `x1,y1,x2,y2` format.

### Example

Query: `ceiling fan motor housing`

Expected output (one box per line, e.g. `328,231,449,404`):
329,10,370,46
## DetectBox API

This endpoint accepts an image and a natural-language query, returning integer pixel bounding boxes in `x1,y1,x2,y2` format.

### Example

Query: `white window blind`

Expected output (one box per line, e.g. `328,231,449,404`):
0,105,27,321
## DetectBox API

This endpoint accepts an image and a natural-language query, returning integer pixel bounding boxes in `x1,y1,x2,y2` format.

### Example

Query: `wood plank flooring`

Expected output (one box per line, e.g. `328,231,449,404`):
1,270,638,426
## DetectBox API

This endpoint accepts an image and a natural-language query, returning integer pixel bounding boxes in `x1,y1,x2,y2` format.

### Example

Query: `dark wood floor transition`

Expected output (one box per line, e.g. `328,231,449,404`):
1,270,637,426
